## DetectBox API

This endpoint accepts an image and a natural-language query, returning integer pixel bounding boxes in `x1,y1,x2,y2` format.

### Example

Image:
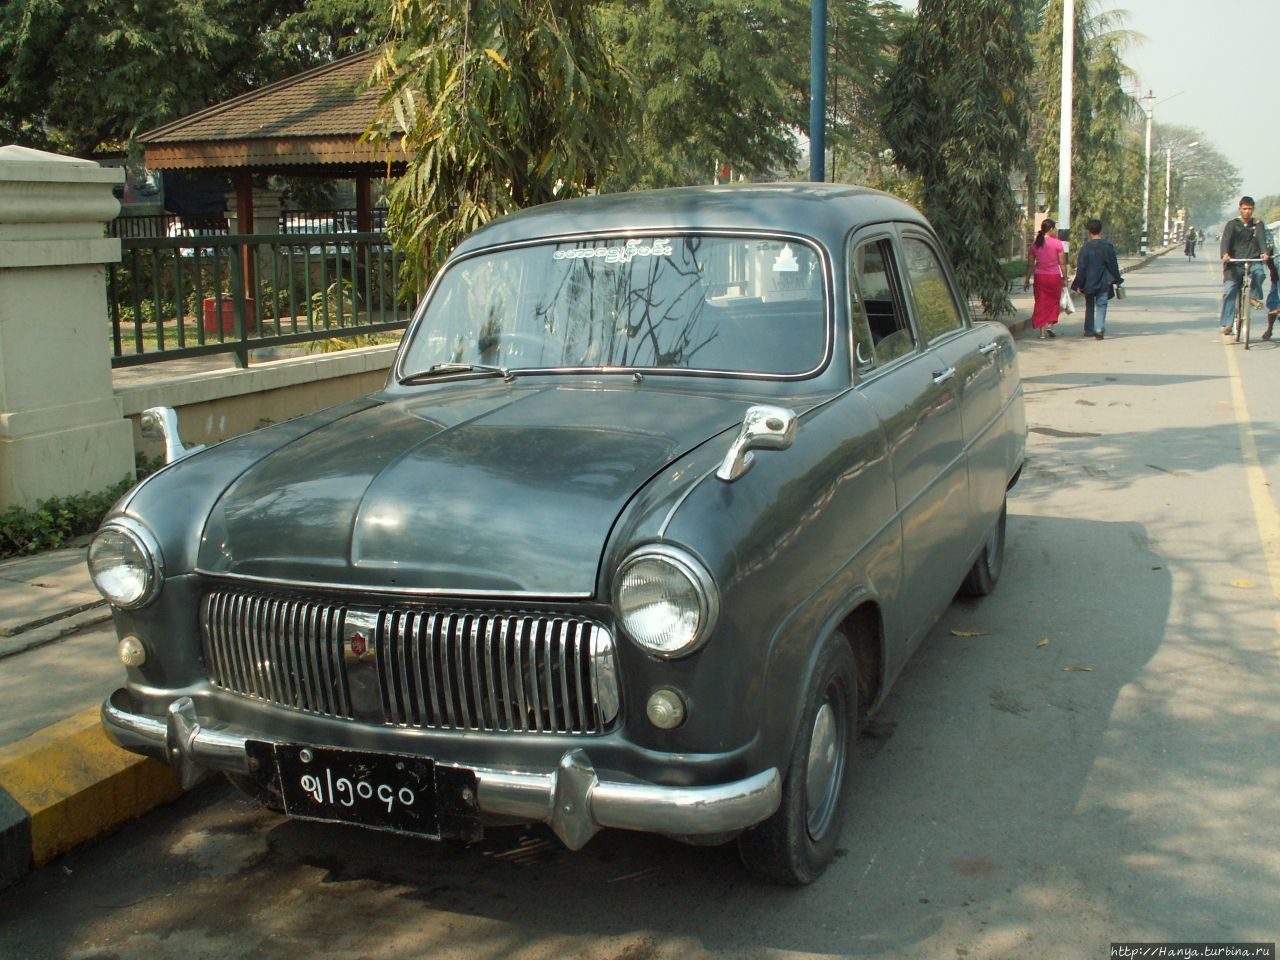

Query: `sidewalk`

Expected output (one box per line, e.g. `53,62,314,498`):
0,245,1172,890
0,554,187,890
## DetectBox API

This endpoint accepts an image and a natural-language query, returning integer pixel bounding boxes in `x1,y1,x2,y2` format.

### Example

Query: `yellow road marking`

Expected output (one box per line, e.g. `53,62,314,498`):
1222,342,1280,664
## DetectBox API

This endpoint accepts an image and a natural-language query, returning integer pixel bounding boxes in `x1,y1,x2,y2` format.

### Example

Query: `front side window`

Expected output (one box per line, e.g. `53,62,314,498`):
901,236,964,343
398,235,828,378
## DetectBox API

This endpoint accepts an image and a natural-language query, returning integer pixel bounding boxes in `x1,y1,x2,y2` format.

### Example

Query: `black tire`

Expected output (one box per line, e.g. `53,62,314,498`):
738,629,857,885
959,499,1007,597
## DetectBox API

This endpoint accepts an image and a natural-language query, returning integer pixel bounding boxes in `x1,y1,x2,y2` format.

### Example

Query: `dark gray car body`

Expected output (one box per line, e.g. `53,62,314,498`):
98,183,1025,864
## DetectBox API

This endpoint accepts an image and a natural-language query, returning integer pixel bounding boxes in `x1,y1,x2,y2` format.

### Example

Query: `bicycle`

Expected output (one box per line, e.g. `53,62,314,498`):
1226,257,1268,350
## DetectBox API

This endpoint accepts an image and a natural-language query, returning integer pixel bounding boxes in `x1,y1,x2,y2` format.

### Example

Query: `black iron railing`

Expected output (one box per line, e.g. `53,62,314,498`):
108,233,426,367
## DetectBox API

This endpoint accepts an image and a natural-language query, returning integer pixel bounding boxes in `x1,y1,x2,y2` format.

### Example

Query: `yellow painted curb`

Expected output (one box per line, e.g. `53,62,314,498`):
0,706,184,867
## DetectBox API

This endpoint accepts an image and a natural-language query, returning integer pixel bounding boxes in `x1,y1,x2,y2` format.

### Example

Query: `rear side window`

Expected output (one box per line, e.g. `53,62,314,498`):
848,238,915,370
901,237,964,343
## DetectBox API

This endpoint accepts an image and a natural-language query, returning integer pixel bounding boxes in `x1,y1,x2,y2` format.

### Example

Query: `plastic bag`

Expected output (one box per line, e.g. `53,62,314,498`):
1059,288,1076,314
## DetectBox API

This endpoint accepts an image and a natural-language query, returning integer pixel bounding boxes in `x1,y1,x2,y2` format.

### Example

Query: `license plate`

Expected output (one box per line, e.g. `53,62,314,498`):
273,744,447,837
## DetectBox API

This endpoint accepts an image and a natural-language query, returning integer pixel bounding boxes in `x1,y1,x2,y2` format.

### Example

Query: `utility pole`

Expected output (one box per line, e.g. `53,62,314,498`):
1163,145,1172,246
1140,90,1154,256
809,0,827,182
1057,0,1074,249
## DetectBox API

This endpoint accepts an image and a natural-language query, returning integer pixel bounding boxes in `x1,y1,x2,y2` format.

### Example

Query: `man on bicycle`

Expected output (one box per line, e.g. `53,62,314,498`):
1220,195,1270,335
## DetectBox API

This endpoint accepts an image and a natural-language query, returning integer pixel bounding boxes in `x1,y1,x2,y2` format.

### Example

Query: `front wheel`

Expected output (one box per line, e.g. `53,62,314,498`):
959,499,1007,597
738,630,857,885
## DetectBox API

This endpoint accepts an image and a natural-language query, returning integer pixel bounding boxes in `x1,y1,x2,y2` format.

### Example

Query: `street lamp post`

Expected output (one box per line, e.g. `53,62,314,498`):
1163,145,1172,246
1057,0,1074,248
1140,90,1154,256
1164,139,1198,244
809,0,827,182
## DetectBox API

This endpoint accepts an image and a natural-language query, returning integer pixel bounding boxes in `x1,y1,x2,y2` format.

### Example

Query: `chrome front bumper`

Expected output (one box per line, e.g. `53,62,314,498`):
101,689,781,850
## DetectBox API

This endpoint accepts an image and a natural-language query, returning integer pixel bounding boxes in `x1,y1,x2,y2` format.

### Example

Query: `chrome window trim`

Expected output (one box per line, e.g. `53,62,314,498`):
394,229,835,385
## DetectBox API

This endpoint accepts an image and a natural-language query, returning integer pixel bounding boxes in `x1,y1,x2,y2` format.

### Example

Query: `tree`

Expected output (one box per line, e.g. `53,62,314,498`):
1026,1,1155,251
369,1,633,271
596,0,802,189
1154,125,1240,234
882,0,1034,317
0,0,319,155
786,0,909,188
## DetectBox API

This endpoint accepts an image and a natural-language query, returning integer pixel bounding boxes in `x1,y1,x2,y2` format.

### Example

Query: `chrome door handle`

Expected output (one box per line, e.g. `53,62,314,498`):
978,342,1000,356
932,367,956,385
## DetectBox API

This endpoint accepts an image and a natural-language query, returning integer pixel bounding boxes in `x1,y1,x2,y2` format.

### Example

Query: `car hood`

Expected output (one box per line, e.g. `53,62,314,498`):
197,383,750,596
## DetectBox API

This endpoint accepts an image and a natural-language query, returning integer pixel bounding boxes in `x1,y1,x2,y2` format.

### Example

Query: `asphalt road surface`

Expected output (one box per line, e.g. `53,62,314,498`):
2,251,1277,960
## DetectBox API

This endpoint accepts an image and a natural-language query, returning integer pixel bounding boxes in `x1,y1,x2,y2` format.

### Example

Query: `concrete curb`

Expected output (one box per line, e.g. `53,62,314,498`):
0,706,186,889
0,604,111,659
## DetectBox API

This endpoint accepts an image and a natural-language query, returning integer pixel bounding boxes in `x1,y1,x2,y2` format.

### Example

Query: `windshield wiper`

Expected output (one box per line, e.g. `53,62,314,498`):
398,362,514,384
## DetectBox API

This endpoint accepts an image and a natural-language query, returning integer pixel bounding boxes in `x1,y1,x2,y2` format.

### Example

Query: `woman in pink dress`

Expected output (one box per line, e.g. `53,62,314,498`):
1023,218,1068,339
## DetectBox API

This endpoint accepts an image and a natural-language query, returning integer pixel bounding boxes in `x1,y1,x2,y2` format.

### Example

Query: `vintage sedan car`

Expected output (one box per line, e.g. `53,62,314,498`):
91,183,1025,885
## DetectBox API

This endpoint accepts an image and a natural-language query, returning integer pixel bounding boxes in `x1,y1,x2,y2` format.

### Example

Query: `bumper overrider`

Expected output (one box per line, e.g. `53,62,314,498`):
101,688,781,850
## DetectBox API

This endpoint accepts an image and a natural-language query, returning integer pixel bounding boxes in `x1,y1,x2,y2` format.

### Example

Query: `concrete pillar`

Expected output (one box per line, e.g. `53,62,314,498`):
0,146,135,511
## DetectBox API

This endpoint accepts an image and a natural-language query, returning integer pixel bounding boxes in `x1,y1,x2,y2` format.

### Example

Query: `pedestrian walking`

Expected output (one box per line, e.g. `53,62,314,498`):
1070,218,1123,340
1024,218,1068,339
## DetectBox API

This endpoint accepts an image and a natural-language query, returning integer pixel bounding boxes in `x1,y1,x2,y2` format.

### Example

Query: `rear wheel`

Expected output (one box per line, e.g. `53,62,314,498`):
738,629,857,885
959,499,1007,597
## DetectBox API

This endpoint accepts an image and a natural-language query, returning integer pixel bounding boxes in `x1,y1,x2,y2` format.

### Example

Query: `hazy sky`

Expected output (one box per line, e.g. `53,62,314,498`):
888,0,1279,215
1116,0,1278,210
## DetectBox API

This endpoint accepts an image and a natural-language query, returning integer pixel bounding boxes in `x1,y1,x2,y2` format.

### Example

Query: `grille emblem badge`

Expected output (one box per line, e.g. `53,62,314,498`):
342,611,383,722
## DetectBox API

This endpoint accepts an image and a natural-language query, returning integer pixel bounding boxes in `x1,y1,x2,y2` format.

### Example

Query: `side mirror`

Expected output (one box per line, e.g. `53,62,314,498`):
140,406,204,464
716,405,797,482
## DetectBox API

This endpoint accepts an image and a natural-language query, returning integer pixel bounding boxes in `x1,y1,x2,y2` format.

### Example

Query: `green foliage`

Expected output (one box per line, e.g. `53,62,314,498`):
597,0,798,188
369,1,633,274
0,0,314,155
882,0,1034,317
0,455,162,559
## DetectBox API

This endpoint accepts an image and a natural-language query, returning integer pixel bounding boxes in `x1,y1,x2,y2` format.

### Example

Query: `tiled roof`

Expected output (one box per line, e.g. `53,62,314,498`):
141,50,393,145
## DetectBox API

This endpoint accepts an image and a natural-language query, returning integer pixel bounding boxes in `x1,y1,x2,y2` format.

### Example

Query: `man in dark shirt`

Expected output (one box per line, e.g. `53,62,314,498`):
1219,196,1270,334
1070,218,1122,340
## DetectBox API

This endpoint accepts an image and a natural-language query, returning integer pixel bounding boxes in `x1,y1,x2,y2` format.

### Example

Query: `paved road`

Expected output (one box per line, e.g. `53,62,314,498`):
2,252,1277,960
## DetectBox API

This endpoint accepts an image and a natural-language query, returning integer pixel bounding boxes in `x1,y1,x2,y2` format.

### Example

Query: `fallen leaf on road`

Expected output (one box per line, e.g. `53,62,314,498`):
950,630,990,637
1063,666,1094,672
1231,580,1256,588
1037,638,1050,648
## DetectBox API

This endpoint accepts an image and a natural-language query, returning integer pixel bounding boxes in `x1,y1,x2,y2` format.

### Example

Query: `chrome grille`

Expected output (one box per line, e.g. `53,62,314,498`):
200,591,617,734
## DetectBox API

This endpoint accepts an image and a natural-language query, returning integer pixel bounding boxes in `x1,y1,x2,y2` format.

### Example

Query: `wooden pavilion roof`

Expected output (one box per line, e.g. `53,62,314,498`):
140,51,405,174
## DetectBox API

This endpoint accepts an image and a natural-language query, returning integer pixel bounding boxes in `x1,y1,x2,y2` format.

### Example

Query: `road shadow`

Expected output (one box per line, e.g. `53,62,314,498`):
11,519,1270,960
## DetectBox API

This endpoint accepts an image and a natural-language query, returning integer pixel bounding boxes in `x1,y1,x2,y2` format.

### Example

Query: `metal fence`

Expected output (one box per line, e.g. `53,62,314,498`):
109,209,389,239
108,233,426,368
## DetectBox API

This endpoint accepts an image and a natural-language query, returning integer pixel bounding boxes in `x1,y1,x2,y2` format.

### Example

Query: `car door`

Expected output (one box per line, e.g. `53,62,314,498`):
895,230,1009,536
848,230,967,660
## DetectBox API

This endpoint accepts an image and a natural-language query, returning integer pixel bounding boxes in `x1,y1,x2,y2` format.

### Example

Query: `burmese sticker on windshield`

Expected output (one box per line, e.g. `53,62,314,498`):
772,245,800,272
553,238,673,264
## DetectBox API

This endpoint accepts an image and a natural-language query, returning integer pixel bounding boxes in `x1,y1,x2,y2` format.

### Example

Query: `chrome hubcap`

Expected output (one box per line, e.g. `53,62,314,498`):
805,692,845,838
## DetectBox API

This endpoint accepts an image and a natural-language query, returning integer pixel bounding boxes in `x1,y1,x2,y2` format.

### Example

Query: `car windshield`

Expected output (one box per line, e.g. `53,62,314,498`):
398,234,828,377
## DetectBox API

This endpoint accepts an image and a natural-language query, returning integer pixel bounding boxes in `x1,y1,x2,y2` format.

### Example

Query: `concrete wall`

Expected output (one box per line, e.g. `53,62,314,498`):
0,144,406,507
117,345,398,461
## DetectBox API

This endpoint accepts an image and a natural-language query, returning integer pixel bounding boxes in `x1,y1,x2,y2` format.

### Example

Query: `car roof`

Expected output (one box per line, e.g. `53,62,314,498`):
451,182,930,258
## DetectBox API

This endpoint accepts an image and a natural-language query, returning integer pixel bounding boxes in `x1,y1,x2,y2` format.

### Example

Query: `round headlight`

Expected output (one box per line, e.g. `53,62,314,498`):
613,546,718,658
87,519,163,609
